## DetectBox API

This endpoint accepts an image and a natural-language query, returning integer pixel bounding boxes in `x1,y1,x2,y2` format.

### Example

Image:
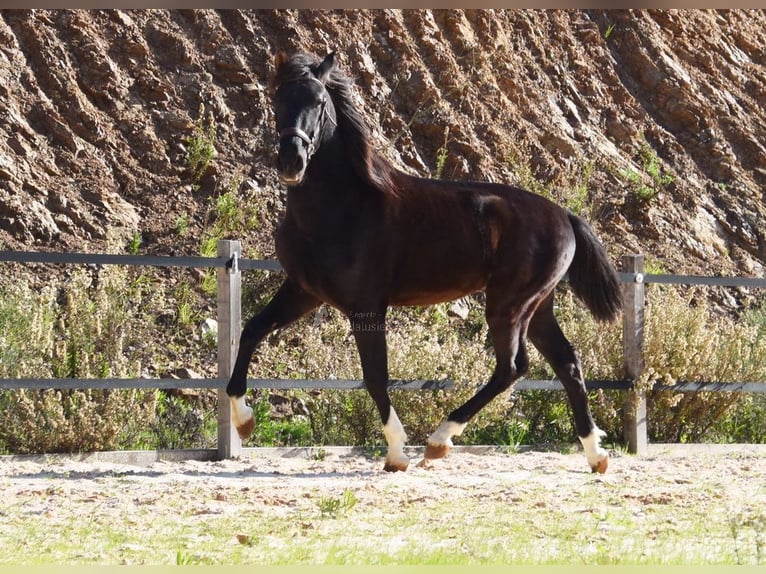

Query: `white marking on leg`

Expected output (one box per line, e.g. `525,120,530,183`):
427,420,467,449
383,407,409,470
579,427,608,469
230,395,253,429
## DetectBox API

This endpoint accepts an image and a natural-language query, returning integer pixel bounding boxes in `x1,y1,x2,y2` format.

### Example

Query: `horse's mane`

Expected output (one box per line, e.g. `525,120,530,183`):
273,53,399,198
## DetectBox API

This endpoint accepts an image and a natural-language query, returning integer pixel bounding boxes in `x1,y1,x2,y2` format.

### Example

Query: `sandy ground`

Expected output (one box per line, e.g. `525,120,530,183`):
2,444,765,510
1,444,765,564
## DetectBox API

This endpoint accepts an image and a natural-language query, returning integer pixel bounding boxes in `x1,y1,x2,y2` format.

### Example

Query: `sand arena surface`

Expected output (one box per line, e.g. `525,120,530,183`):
2,445,764,544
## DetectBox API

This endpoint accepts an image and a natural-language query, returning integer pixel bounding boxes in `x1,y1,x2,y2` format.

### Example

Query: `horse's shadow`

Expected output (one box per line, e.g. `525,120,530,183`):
8,461,382,482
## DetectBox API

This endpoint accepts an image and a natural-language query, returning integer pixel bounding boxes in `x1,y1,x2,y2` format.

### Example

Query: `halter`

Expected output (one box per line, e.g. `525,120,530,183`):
277,76,336,160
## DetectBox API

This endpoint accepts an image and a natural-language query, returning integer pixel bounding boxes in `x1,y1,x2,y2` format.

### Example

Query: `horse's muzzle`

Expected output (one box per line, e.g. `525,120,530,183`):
276,139,308,186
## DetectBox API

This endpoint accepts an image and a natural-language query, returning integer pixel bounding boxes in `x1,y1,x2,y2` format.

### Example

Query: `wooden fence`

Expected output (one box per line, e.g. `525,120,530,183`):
1,241,765,460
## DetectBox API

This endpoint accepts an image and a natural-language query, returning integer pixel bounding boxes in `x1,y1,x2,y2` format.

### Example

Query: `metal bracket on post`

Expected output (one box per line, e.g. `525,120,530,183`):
217,240,243,459
622,254,648,455
228,251,239,274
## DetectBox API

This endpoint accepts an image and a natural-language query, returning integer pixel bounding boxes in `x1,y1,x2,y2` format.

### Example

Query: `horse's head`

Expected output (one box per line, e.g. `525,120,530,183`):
272,51,338,186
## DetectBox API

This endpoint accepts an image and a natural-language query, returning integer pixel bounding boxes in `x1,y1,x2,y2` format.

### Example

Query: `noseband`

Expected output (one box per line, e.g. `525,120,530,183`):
278,76,336,160
279,125,318,158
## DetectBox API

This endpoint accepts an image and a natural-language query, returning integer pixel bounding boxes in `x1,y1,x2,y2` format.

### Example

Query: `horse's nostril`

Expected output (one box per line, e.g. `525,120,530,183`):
277,143,306,180
291,155,305,174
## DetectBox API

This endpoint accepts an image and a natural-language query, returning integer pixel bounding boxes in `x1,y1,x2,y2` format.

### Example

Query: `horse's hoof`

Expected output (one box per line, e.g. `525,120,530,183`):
424,442,450,460
235,416,255,440
590,456,609,474
383,460,409,472
383,451,410,472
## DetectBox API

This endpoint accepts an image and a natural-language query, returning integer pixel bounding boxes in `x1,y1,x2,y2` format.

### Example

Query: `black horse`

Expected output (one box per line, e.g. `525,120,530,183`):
226,51,622,473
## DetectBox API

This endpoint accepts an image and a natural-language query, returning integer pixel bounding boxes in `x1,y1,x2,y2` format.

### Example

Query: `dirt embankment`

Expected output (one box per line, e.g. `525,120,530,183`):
1,9,765,289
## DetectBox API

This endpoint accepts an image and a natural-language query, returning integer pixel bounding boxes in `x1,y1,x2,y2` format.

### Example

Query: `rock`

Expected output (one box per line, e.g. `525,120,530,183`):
153,111,194,131
449,298,471,320
201,318,218,338
113,10,134,27
313,306,330,327
6,136,28,157
269,394,293,419
173,367,202,379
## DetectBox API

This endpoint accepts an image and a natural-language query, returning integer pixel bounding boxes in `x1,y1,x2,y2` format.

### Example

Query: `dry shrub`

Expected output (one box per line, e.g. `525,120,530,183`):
0,266,159,453
258,284,766,447
517,285,766,445
249,303,504,445
388,308,500,443
250,297,623,446
0,389,156,454
3,259,763,453
0,280,58,378
640,286,766,443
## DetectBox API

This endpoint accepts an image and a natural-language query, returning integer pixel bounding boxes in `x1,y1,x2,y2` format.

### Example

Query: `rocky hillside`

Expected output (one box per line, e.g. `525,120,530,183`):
1,9,765,297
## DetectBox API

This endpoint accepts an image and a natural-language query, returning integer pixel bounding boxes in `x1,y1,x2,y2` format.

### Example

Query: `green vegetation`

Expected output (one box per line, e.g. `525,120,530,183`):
150,392,216,450
247,393,313,446
640,288,766,443
433,126,451,179
199,175,260,254
316,489,358,518
196,173,262,295
620,141,674,203
506,145,594,216
127,231,142,254
0,138,763,453
175,212,190,236
0,266,155,453
184,103,217,185
174,283,198,328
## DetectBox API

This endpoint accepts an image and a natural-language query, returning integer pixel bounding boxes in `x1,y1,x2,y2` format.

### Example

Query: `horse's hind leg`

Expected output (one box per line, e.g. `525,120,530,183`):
225,279,320,440
425,294,530,460
528,294,609,473
351,311,409,472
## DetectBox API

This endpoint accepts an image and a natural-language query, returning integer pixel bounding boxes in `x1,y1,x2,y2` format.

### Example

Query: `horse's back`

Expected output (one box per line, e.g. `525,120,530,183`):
386,175,574,306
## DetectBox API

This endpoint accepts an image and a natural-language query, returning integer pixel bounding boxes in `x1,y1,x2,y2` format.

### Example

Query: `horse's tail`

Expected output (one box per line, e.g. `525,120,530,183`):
567,213,623,322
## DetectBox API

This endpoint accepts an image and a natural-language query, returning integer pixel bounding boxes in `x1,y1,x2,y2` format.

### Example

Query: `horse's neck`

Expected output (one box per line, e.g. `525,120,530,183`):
285,140,369,232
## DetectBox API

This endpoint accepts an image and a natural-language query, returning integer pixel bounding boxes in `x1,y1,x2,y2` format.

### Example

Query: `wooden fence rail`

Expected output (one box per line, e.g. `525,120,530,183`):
1,241,765,459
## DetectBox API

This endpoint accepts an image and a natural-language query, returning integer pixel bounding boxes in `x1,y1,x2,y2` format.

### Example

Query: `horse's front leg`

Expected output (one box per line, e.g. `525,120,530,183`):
350,310,409,472
226,279,320,439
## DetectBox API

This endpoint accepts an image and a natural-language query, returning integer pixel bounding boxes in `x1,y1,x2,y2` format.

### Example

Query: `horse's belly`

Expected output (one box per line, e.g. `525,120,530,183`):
389,270,486,306
390,287,481,307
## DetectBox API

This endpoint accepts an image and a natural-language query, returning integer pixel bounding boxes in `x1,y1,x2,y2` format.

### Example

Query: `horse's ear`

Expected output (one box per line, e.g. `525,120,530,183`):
315,51,335,83
274,51,289,70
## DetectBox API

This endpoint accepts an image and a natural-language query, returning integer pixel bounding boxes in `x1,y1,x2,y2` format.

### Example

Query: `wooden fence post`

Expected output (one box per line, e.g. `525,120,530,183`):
217,240,242,459
622,254,648,455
